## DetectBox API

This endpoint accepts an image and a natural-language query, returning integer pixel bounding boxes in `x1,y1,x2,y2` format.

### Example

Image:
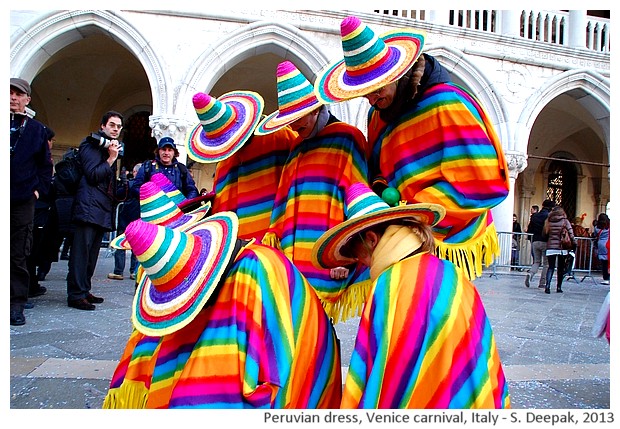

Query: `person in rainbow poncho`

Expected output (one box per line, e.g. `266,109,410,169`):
188,90,297,241
103,212,342,409
256,61,371,318
312,182,510,409
103,91,342,409
315,16,510,280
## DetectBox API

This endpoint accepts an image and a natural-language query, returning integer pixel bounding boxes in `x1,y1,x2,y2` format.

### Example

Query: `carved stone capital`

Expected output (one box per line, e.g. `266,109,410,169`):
505,151,528,179
149,115,193,145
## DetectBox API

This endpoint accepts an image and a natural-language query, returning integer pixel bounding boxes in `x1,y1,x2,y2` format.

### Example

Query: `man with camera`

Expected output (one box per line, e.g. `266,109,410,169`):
66,111,127,311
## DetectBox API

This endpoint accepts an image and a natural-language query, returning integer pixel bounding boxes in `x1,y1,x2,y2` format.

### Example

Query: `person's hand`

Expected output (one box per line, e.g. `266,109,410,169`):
330,266,349,280
107,140,121,165
33,190,39,199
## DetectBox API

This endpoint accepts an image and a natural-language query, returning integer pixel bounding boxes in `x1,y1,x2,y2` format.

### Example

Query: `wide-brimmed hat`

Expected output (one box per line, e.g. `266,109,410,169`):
110,181,211,250
312,182,445,269
126,212,238,336
188,90,264,163
255,61,324,135
314,15,425,104
149,172,185,206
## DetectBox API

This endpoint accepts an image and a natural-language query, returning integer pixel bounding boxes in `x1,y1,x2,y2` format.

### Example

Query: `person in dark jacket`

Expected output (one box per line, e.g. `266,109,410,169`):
108,163,141,281
10,77,53,326
525,199,554,288
131,137,198,200
592,213,610,285
543,205,576,294
66,111,126,311
27,127,59,294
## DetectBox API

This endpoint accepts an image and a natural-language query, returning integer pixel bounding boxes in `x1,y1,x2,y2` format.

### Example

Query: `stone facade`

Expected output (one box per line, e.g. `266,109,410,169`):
10,9,610,241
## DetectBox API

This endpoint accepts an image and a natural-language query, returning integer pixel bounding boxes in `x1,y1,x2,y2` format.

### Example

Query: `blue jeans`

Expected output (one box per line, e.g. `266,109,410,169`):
113,248,137,276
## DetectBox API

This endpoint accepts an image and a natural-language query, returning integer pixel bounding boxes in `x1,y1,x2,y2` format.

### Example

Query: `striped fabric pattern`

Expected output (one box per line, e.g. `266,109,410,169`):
257,61,323,135
272,62,319,118
104,243,342,409
342,253,510,409
211,127,296,240
139,181,207,230
367,82,509,277
266,122,369,296
150,172,186,206
314,16,424,104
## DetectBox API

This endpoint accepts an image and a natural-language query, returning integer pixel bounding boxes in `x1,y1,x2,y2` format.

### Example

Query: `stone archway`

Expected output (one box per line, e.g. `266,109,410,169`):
10,11,169,166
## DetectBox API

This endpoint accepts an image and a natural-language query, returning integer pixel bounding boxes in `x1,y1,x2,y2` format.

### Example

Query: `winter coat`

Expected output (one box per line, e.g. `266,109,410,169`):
116,178,140,233
71,134,121,231
10,112,53,202
544,210,576,251
593,227,609,260
527,207,551,242
131,158,198,200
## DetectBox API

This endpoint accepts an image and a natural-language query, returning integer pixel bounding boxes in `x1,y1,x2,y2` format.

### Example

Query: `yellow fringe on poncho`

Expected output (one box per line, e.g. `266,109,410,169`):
103,380,149,409
318,223,500,323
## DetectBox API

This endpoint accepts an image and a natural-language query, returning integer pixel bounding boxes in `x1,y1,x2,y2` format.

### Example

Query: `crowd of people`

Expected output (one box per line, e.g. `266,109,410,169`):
10,14,608,409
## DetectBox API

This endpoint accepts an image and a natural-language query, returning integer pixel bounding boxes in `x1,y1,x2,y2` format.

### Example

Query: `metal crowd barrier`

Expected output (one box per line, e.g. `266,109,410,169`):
488,231,598,283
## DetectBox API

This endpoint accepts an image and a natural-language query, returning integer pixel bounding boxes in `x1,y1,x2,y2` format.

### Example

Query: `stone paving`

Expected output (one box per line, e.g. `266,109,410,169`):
9,250,612,410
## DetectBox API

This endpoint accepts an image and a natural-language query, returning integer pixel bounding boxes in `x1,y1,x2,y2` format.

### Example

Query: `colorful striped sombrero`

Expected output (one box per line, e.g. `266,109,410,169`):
311,182,445,269
110,181,210,250
149,172,185,206
255,61,324,135
126,212,239,336
188,91,264,163
314,15,425,104
150,172,214,214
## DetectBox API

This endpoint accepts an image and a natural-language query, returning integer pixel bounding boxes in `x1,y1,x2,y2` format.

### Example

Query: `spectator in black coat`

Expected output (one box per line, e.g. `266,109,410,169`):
26,127,59,294
524,199,553,288
10,77,53,326
66,111,127,311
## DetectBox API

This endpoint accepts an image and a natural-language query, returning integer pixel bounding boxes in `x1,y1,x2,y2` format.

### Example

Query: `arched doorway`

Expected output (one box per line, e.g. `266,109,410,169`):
121,111,158,172
545,158,578,220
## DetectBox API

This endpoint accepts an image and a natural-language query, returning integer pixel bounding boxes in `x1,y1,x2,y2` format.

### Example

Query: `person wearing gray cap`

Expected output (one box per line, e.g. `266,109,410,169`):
10,77,53,326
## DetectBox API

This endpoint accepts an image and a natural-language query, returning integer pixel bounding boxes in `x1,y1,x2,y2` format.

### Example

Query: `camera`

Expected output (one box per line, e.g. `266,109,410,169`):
90,133,124,157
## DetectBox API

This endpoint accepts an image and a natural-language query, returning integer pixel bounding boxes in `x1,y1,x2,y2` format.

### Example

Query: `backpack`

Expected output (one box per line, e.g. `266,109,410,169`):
54,147,82,195
143,159,188,185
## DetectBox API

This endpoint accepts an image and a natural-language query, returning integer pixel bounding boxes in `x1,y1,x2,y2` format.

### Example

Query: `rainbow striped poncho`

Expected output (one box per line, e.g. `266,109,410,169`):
103,243,342,409
264,121,369,296
342,252,510,409
211,127,296,241
367,83,509,279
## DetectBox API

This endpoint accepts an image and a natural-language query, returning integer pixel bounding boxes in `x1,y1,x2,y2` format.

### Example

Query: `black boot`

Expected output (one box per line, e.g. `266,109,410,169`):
557,285,563,293
545,285,550,294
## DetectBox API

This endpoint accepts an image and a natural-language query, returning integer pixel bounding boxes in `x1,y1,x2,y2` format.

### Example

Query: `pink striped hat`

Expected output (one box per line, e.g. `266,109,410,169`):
311,182,444,268
188,91,264,163
150,172,213,214
110,181,210,250
255,61,323,135
314,16,425,103
127,213,238,336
